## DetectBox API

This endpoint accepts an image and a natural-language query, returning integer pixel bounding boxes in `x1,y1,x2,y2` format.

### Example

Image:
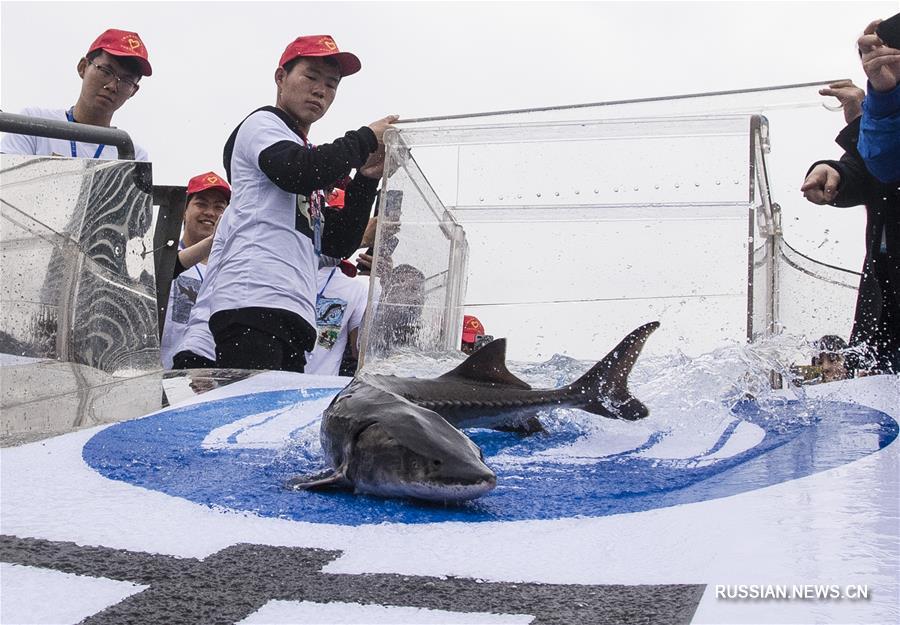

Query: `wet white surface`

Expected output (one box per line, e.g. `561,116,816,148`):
0,563,145,625
238,600,532,625
0,370,897,624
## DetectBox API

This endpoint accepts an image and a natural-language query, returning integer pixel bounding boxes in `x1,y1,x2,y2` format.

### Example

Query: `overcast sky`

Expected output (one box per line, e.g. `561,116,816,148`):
1,0,895,186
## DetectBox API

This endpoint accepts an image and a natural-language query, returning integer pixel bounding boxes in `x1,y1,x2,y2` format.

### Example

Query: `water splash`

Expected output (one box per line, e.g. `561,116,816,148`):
363,333,823,470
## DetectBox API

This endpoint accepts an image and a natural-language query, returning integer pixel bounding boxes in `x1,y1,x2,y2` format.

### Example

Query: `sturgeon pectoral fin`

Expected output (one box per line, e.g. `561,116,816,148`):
286,469,351,491
495,416,546,435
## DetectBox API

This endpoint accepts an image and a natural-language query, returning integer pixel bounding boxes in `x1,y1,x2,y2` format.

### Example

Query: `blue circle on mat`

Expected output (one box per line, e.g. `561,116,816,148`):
83,388,898,525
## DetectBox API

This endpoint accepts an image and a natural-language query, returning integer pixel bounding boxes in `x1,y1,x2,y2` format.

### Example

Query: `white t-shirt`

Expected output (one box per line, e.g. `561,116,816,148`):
159,258,207,368
1,107,149,161
199,110,320,330
304,267,369,376
171,279,217,365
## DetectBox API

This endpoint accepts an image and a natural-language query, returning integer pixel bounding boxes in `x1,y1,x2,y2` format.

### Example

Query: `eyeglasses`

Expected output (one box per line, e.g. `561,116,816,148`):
88,60,139,93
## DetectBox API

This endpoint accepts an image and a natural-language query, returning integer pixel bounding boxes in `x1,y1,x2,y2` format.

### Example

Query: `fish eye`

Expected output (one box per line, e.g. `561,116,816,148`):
432,459,442,467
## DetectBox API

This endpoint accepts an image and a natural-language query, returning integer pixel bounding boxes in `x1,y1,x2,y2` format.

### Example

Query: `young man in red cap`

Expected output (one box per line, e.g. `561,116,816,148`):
2,28,151,160
160,172,230,369
193,34,397,373
461,315,492,354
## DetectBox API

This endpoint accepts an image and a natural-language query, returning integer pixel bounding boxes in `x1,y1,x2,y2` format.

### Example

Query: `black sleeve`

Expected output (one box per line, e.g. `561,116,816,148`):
806,117,878,208
172,256,187,279
320,174,379,259
810,116,884,208
257,127,377,196
834,117,861,156
805,156,871,208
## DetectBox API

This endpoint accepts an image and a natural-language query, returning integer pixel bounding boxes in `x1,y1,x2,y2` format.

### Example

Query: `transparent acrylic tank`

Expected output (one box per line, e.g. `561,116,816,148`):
359,83,863,365
1,155,159,374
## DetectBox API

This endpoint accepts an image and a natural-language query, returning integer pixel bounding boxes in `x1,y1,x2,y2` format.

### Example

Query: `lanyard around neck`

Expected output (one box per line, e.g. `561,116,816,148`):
317,267,337,298
66,107,106,159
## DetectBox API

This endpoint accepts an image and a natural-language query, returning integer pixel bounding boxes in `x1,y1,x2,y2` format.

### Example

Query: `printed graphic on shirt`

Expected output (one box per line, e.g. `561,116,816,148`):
295,190,325,241
171,275,202,323
295,194,314,240
315,296,347,350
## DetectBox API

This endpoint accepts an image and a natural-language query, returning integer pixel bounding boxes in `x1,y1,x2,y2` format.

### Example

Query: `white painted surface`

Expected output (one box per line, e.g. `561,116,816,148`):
0,563,145,625
1,372,897,624
238,600,533,625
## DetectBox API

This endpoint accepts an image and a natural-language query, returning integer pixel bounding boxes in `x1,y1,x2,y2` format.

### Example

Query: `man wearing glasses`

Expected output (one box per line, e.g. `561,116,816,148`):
1,28,151,160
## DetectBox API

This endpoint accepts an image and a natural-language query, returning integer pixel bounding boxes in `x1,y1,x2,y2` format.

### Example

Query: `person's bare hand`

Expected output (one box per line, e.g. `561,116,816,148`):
819,80,865,123
355,250,393,277
800,163,842,204
360,217,378,249
355,251,373,275
367,114,400,144
859,20,900,92
358,144,386,179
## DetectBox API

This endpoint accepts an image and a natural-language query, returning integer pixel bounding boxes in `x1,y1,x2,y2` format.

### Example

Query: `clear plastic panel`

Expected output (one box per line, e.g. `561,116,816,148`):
360,115,756,362
775,240,860,339
1,155,158,375
357,83,871,364
358,161,468,367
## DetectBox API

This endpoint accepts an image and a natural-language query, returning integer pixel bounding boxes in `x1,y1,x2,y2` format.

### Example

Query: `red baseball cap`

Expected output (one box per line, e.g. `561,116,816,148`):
462,315,486,343
279,35,361,77
186,172,231,201
87,29,152,76
326,188,345,209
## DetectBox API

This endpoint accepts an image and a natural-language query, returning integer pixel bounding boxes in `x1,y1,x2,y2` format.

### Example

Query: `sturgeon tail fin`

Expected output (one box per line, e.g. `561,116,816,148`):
567,321,660,421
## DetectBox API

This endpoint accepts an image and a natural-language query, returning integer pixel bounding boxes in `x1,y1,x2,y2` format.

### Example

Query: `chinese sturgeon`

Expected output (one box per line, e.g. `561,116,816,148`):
288,321,660,502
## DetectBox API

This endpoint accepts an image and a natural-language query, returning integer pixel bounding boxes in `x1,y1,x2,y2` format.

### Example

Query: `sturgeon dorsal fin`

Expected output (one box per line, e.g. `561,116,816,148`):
439,338,532,389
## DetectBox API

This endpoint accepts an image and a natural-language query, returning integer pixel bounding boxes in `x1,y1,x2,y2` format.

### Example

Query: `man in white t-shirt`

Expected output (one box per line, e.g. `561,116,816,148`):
161,172,230,369
1,28,151,161
304,252,369,377
193,34,397,373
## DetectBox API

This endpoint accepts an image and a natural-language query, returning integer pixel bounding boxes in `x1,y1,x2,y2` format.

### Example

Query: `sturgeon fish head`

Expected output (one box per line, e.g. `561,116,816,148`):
345,390,496,502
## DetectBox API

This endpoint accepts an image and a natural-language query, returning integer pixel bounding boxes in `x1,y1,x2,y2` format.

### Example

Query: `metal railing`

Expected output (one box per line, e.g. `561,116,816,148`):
0,112,136,160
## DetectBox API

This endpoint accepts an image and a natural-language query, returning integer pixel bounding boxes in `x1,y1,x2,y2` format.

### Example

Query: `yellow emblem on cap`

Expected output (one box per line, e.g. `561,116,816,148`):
125,36,143,51
319,36,337,51
206,175,219,184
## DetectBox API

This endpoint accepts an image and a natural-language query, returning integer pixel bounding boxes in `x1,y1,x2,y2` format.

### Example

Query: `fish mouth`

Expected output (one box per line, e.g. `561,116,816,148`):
357,474,496,502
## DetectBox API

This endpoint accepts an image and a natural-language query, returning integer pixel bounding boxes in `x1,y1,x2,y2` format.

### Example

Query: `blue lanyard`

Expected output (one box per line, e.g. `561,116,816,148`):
178,240,204,283
317,267,337,299
66,107,106,158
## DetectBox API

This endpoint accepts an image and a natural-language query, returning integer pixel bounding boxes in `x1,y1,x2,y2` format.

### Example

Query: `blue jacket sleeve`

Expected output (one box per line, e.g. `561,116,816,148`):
857,82,900,183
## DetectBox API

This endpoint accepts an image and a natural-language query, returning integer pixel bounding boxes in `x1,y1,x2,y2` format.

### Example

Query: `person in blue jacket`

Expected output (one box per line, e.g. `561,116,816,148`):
857,19,900,183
